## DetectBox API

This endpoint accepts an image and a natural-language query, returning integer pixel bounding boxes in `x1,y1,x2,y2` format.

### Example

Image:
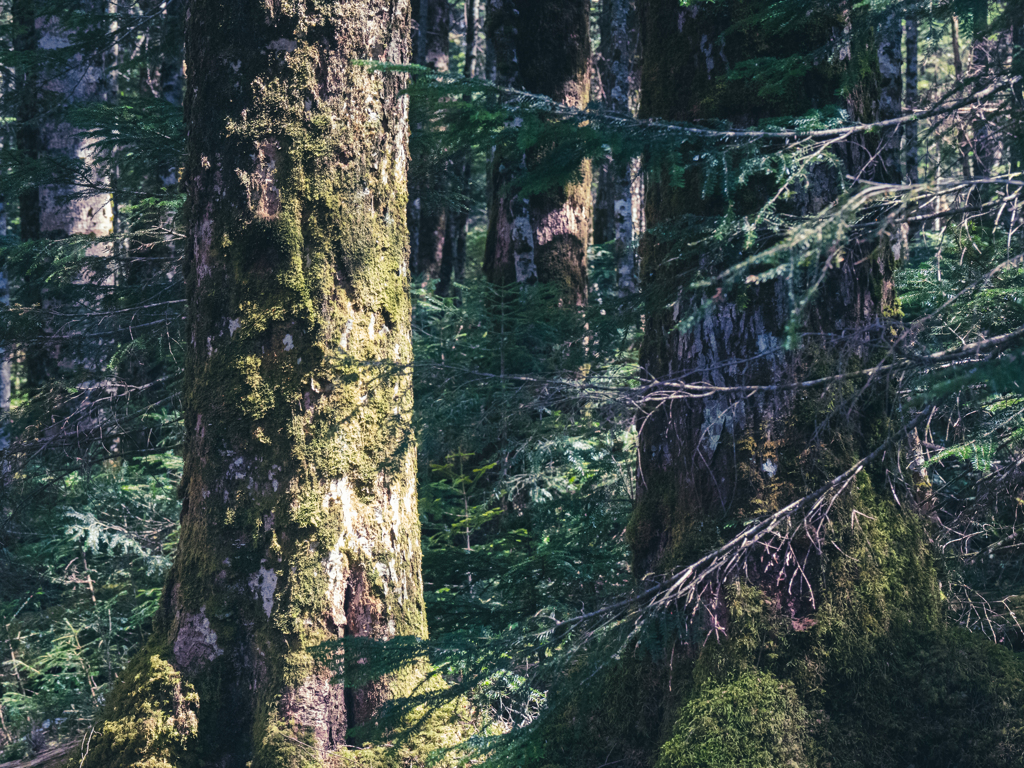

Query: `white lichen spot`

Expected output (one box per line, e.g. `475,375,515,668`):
340,319,353,350
173,606,223,669
762,458,778,477
266,38,297,52
248,565,278,618
283,333,294,351
368,314,376,340
325,543,348,633
228,318,241,337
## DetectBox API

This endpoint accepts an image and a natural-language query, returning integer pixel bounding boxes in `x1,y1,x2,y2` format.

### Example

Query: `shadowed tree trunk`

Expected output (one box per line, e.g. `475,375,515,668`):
82,2,434,766
970,0,996,187
1014,2,1024,176
13,0,114,392
409,0,450,280
483,0,592,306
906,13,925,240
623,1,1024,766
437,0,479,297
594,0,642,295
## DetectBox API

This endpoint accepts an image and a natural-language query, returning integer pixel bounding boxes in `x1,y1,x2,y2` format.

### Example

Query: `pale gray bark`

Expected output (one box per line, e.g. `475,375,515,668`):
484,0,592,306
594,0,642,294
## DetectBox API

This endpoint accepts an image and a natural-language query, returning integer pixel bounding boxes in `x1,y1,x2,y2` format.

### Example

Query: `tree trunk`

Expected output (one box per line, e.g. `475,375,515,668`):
970,0,996,185
84,2,432,766
409,0,450,280
1013,4,1024,176
13,0,114,391
623,2,1024,766
437,0,479,297
594,0,642,295
483,0,592,306
906,15,925,239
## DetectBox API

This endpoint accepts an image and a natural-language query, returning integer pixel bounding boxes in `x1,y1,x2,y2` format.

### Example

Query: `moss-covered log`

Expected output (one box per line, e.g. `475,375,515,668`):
483,0,592,306
82,2,435,766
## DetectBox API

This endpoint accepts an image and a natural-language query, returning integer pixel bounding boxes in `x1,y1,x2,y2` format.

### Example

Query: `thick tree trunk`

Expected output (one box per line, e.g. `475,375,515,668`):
631,0,888,577
83,2,431,766
483,0,592,306
594,0,642,295
619,3,1024,766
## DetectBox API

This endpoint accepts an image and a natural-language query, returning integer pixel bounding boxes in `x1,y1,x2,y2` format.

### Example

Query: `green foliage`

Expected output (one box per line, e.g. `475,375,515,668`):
0,454,180,758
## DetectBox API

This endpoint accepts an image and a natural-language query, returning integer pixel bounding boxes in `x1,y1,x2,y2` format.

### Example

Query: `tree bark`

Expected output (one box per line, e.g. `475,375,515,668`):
622,2,1009,765
594,0,642,295
437,0,479,297
409,0,450,280
483,0,592,306
13,0,114,391
1014,2,1024,177
905,15,919,188
84,2,430,766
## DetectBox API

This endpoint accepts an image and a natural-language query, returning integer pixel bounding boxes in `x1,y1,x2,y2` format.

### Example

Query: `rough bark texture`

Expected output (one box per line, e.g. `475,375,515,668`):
595,2,1024,767
83,2,435,766
483,0,592,306
593,0,642,295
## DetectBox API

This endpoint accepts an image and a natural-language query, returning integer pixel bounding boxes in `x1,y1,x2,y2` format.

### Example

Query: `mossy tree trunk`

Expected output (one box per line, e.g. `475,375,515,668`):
483,0,591,306
624,2,1024,766
83,2,428,766
593,0,642,295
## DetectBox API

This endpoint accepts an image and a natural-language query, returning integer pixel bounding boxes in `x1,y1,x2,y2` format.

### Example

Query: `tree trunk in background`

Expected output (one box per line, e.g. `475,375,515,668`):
1014,2,1024,176
437,0,479,297
594,0,642,295
84,2,431,766
906,15,924,238
409,0,450,280
12,0,114,393
0,199,9,448
483,0,591,306
970,0,996,186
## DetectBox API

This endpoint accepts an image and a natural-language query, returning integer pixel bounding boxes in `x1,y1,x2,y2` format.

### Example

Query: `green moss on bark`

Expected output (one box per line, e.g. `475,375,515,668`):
83,650,199,768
